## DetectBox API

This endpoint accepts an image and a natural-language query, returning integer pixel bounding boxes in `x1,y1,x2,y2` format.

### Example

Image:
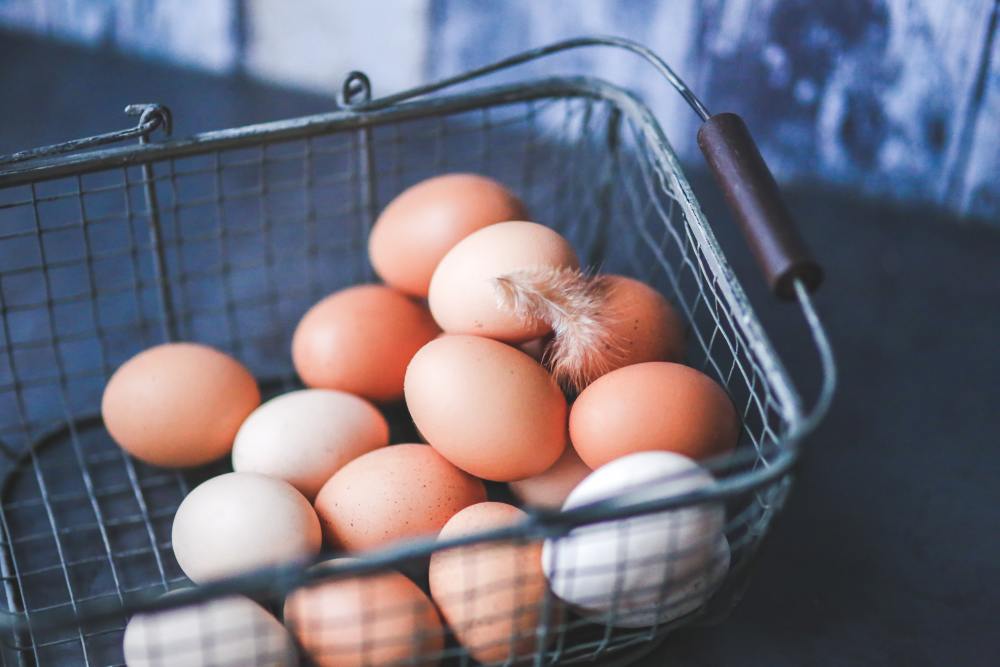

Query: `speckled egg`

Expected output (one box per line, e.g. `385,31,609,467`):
598,275,686,376
313,444,486,552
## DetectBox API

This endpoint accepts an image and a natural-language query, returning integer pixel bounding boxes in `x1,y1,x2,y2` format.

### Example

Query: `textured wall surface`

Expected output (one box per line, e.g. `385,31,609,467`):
2,0,998,222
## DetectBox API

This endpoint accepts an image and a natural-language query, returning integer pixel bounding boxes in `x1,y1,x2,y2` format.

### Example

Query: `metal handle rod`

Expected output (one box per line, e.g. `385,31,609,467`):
790,279,837,439
362,35,712,121
0,103,171,166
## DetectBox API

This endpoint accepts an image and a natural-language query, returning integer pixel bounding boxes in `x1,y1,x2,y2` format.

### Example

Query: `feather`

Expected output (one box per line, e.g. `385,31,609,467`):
494,266,624,392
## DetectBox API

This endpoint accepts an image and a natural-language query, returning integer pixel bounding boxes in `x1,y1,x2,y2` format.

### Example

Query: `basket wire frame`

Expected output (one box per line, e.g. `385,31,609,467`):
0,44,831,667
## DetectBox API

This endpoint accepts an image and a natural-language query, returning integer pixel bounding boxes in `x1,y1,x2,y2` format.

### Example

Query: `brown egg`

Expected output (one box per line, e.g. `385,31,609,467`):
314,444,486,552
428,221,579,342
285,561,443,667
101,343,259,467
404,335,567,482
508,446,591,509
600,275,686,374
429,502,555,664
368,174,528,297
570,362,739,468
292,285,440,402
171,472,322,584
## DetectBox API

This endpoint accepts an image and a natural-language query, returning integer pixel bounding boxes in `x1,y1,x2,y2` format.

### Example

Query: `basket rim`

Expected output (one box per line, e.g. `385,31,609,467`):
0,76,617,187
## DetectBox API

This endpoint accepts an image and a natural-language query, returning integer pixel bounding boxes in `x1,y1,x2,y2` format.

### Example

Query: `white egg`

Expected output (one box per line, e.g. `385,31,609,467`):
541,451,729,628
122,594,296,667
232,389,389,500
172,472,322,584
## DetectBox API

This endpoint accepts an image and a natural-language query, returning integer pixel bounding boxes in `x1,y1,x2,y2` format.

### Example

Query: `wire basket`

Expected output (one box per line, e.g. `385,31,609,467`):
0,37,834,667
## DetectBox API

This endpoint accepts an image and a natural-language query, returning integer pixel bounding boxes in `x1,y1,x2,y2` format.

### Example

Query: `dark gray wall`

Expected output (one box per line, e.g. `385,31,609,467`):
3,0,999,222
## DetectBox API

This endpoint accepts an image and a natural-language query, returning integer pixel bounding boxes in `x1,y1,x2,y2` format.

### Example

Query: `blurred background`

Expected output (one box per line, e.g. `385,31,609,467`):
1,1,998,666
1,0,998,222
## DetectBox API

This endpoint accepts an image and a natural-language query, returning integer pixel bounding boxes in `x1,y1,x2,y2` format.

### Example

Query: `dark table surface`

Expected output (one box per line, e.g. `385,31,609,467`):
4,30,999,667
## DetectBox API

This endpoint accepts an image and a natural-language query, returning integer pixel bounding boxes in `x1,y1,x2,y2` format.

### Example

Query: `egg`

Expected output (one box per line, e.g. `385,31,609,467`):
368,173,528,297
172,472,321,583
122,594,296,667
508,446,591,509
285,560,443,667
429,502,556,664
232,389,389,500
314,444,486,552
570,362,739,468
542,452,729,627
598,275,686,375
292,285,440,403
102,343,260,467
404,335,567,481
428,221,579,342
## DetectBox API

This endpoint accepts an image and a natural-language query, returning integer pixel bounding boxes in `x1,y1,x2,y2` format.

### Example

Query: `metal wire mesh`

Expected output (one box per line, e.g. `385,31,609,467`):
0,85,796,667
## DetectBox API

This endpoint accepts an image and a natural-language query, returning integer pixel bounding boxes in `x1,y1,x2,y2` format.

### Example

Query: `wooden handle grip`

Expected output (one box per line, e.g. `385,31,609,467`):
697,112,823,299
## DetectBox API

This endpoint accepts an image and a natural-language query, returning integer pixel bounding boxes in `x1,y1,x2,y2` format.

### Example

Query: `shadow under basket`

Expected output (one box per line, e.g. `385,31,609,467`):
0,37,833,667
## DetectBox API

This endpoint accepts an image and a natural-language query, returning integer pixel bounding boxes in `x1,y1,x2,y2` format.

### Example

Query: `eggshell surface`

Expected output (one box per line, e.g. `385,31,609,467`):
292,285,440,402
429,503,554,664
404,335,567,481
123,595,296,667
542,452,728,627
102,343,260,467
509,446,591,509
598,275,686,376
314,444,486,551
232,389,389,500
171,472,321,583
570,362,739,468
285,561,443,667
368,173,528,297
428,221,579,342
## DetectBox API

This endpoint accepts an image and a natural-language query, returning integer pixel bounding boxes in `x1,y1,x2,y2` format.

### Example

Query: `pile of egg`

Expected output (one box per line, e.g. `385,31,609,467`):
106,174,739,667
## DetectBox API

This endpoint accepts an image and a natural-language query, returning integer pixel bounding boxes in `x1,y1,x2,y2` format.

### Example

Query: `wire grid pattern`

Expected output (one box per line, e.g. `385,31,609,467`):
0,92,791,666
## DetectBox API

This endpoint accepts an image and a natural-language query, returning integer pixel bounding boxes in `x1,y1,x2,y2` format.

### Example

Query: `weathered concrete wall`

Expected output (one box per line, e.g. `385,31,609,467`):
2,0,997,222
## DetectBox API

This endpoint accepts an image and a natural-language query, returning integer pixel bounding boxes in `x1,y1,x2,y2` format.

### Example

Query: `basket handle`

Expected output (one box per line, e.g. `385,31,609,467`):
697,113,823,300
361,35,823,301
